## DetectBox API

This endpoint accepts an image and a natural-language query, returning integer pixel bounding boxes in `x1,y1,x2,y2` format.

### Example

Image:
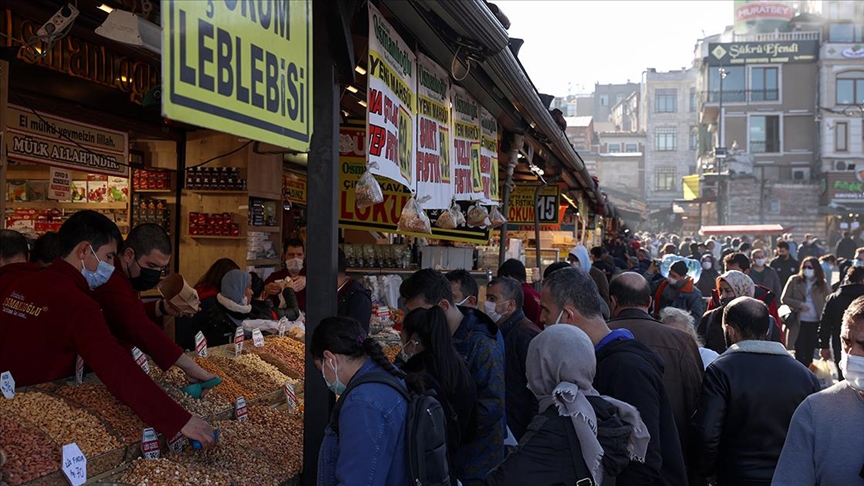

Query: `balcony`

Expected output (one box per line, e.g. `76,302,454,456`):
700,89,780,121
731,31,821,42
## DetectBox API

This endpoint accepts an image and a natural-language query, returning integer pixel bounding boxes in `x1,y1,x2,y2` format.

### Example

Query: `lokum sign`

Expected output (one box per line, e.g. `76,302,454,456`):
507,184,561,225
162,0,313,151
708,41,819,65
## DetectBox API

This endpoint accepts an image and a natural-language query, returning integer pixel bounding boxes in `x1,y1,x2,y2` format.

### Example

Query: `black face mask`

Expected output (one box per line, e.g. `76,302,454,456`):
719,297,734,307
130,259,163,291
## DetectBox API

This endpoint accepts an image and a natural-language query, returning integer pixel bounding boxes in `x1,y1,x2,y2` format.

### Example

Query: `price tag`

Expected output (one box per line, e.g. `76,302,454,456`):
252,329,265,347
141,427,160,459
131,347,150,375
1,371,16,399
284,381,298,411
61,443,87,486
278,318,287,338
74,356,84,386
234,327,245,357
195,331,208,358
235,396,249,422
167,432,185,453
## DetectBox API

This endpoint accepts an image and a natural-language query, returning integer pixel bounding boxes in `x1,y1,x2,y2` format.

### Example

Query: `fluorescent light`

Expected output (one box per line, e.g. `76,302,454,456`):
98,4,114,13
358,99,368,108
355,65,367,75
346,85,358,93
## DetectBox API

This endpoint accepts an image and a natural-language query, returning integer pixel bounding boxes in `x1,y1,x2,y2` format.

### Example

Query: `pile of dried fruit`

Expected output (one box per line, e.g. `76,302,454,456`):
246,406,303,475
207,356,280,400
119,457,232,486
191,356,247,402
0,418,60,484
56,383,144,445
262,336,306,374
235,354,293,386
0,391,119,457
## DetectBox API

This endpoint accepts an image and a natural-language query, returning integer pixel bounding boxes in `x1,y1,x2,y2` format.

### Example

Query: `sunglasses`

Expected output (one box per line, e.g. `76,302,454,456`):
803,266,814,270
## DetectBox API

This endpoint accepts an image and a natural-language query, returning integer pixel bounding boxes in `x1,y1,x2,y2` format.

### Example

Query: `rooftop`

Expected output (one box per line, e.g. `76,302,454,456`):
565,116,594,128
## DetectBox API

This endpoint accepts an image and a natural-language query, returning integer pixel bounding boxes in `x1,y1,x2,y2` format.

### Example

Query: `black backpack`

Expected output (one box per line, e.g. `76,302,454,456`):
330,372,450,486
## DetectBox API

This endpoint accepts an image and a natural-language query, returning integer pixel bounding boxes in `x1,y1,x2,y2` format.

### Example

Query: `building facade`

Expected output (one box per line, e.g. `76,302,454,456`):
593,82,641,123
611,91,641,132
564,116,595,152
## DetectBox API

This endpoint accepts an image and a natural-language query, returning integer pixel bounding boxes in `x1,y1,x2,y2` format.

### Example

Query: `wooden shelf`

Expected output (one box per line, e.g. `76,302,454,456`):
248,190,282,201
10,201,128,210
185,234,246,240
133,189,174,194
185,189,247,195
248,258,281,266
248,226,281,233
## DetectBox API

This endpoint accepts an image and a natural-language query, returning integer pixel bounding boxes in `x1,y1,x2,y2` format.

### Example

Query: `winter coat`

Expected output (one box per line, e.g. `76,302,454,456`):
818,283,864,368
748,266,783,298
336,278,372,332
835,237,858,260
770,256,800,289
781,275,830,323
696,267,720,298
653,277,704,324
499,310,541,441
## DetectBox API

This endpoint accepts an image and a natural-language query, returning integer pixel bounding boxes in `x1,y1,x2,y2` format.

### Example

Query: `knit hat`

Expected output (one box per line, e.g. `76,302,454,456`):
670,260,689,277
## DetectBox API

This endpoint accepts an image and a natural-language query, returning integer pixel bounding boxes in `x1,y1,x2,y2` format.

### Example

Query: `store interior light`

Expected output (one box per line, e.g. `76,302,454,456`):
98,4,114,13
355,65,366,75
358,99,368,108
346,85,358,94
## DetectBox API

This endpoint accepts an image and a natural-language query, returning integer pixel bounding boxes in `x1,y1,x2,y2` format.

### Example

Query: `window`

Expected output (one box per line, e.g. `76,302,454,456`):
607,143,622,153
837,71,864,105
829,24,863,42
655,89,677,113
689,87,697,112
654,166,677,191
751,67,779,101
616,94,624,104
655,126,677,151
690,126,699,150
749,115,781,153
708,66,745,102
836,122,849,152
625,143,639,153
599,95,609,106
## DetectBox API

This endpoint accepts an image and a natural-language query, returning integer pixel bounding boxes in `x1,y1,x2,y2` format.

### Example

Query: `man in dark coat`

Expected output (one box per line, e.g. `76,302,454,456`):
497,259,543,326
770,241,799,289
485,277,541,441
541,268,687,486
835,231,858,260
819,265,864,380
336,249,372,332
691,297,820,486
608,272,704,484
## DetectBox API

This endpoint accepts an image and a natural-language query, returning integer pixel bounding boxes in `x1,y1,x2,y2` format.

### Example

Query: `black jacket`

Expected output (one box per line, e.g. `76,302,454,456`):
770,256,799,289
202,303,250,347
595,338,688,486
690,341,820,485
485,397,633,486
835,237,858,260
820,283,864,348
336,278,372,332
499,310,541,441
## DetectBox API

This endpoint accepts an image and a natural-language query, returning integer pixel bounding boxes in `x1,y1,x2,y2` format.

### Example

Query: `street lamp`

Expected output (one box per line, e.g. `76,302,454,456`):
717,68,728,163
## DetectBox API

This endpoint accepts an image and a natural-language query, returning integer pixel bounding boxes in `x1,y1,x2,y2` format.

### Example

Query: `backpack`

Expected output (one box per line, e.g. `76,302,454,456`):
330,372,451,486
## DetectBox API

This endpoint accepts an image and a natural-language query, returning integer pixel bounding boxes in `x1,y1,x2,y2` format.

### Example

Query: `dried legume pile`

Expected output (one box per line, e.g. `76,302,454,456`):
191,356,248,402
208,356,281,400
235,354,293,386
56,383,144,445
0,418,60,485
246,405,304,476
148,366,233,418
261,336,306,374
119,457,232,486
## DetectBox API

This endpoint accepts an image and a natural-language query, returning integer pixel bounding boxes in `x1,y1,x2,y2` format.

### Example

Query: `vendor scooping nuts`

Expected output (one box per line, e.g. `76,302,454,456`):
0,210,217,448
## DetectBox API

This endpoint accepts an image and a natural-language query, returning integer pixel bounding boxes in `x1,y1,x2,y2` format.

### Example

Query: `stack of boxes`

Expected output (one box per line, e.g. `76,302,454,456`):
132,169,171,190
132,194,170,232
185,167,246,190
188,212,240,237
249,198,277,227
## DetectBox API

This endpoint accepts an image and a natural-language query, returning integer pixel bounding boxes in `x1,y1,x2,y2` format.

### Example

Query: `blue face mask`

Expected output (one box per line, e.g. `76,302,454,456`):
81,245,114,290
323,359,346,395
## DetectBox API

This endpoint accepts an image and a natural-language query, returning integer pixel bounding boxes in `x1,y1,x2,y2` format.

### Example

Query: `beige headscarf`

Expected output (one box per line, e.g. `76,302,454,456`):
526,324,650,484
717,270,755,298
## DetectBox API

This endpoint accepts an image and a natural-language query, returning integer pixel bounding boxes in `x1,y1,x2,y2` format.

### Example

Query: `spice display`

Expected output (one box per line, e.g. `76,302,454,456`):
246,406,304,474
119,458,232,486
0,418,60,485
0,391,119,457
56,383,144,445
264,336,307,375
397,196,432,234
191,356,248,402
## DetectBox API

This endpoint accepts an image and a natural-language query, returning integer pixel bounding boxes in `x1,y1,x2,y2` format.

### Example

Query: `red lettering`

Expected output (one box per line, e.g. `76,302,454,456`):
384,97,397,126
455,140,470,167
369,89,383,115
368,125,386,156
417,151,441,183
385,130,398,164
419,118,438,150
455,168,471,194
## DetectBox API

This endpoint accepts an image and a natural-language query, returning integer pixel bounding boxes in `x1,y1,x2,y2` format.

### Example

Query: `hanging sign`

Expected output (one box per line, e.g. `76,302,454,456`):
480,107,500,204
50,167,72,201
339,125,490,244
5,105,129,177
451,86,482,202
161,0,313,151
415,53,452,210
366,3,416,189
507,184,561,225
282,171,307,205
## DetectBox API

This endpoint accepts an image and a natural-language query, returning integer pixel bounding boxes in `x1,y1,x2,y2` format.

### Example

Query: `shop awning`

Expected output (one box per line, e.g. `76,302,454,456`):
699,224,786,235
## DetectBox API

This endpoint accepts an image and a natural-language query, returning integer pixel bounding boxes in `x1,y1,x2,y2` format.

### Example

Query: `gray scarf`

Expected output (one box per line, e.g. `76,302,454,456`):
527,325,650,484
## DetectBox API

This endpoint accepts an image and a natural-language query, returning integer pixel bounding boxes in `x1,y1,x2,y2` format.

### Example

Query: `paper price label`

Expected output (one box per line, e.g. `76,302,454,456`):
235,396,249,422
141,427,160,459
131,347,150,375
252,329,265,347
234,327,245,356
278,319,287,338
1,371,16,399
75,355,84,386
195,331,208,358
61,443,87,486
284,382,298,411
167,432,185,453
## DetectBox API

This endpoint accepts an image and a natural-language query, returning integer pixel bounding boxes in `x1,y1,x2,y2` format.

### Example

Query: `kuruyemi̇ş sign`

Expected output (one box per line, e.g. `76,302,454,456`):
162,0,312,151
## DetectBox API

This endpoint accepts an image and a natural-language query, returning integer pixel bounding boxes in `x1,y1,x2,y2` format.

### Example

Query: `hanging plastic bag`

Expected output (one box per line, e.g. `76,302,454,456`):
809,358,839,389
397,195,432,234
435,207,458,229
451,201,466,227
466,203,491,228
489,205,507,228
355,163,384,208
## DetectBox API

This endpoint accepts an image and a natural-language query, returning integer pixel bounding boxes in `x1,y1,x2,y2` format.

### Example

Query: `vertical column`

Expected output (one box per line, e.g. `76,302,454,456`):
0,61,8,228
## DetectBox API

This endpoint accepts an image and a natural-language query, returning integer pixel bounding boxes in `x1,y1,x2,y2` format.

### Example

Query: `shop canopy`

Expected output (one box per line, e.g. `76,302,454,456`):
699,224,787,235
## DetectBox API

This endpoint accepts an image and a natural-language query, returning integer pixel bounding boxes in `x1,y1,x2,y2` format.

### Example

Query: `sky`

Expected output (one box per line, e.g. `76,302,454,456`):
503,1,734,97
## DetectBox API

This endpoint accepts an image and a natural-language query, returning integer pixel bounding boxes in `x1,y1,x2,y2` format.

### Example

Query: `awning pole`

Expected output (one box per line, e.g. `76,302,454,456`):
498,133,524,267
534,176,560,276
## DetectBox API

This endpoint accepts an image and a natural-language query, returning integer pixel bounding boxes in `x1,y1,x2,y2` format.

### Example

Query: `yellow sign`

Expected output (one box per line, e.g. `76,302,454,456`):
162,0,312,150
282,171,307,205
508,184,560,225
682,174,701,200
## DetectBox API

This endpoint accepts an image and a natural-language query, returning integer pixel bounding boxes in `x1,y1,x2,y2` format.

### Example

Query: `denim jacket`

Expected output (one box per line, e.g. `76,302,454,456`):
318,359,409,486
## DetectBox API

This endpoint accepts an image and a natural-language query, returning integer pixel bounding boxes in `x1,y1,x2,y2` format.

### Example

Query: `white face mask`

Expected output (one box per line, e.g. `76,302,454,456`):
456,296,471,306
285,258,304,274
840,352,864,392
483,301,503,323
754,258,767,267
803,268,815,279
667,277,679,286
552,309,565,326
701,261,712,270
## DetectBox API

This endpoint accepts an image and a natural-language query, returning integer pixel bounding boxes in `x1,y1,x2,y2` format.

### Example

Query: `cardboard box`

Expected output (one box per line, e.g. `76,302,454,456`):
87,175,108,203
71,181,88,203
7,180,28,201
108,177,129,202
28,181,48,202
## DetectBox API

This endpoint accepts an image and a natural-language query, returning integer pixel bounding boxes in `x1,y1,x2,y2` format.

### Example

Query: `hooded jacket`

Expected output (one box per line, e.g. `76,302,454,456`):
594,337,688,485
653,277,704,324
570,245,611,307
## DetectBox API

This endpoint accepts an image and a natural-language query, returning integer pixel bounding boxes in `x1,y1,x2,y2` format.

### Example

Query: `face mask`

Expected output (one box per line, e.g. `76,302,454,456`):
322,359,346,395
701,261,712,270
129,256,162,291
667,277,679,286
571,260,580,269
286,258,304,274
484,301,504,322
720,296,734,307
855,260,864,267
552,309,565,326
754,258,767,267
839,352,864,392
81,245,114,290
803,268,815,279
399,340,417,362
456,296,471,306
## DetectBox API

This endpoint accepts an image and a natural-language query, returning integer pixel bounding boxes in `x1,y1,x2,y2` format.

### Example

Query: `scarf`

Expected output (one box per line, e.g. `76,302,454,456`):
527,325,650,484
717,270,754,298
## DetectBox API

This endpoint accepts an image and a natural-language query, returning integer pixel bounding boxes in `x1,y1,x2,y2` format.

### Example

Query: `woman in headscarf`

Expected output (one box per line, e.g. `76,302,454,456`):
697,270,755,354
486,324,649,485
696,253,721,299
706,238,723,262
202,269,253,346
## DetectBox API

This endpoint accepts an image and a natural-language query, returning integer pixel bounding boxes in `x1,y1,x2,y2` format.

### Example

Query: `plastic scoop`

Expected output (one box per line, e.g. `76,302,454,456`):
190,429,220,450
181,377,223,399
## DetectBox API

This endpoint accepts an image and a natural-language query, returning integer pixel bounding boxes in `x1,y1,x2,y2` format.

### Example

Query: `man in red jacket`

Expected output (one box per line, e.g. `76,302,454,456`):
264,238,307,311
93,223,217,384
0,211,215,446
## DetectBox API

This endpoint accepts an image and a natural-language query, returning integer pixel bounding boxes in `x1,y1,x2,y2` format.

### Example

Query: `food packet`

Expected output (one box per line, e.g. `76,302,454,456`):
355,163,384,208
451,201,466,226
435,207,457,229
489,206,507,228
466,203,491,228
397,195,432,234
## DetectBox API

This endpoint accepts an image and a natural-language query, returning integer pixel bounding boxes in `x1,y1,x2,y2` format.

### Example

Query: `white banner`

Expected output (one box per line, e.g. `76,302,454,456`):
415,53,452,210
366,3,416,189
451,85,481,202
480,107,499,204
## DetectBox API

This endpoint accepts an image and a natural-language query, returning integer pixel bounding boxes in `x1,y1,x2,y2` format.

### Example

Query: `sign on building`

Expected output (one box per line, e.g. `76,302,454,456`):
708,40,819,66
